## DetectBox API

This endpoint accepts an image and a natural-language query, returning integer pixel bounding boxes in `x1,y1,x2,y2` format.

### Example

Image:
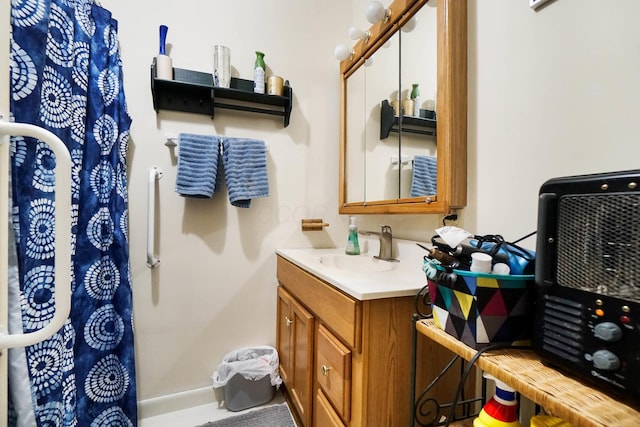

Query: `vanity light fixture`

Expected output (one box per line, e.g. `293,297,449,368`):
334,46,374,67
366,1,392,24
334,25,369,62
334,44,355,61
348,26,371,43
334,1,392,63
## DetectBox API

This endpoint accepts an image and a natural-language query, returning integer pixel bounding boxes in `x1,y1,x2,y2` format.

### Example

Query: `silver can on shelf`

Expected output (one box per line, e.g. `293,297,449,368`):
213,45,231,88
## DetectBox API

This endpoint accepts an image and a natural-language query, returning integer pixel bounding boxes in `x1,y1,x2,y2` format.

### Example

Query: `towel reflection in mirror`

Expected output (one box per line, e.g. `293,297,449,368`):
410,155,437,197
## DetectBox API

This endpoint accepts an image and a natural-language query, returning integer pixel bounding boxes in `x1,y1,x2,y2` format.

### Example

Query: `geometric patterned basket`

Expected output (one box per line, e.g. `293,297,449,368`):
426,261,535,349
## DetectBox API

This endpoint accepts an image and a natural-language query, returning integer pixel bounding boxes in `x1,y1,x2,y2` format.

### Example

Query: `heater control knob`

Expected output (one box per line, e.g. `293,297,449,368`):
592,350,621,371
594,322,623,342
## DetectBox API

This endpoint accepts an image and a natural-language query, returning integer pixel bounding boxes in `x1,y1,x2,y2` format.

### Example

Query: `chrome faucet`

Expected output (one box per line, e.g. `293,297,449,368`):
359,225,397,261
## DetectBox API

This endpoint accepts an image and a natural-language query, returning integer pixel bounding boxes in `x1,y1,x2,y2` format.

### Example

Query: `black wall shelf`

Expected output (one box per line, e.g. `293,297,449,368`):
380,99,436,139
150,58,293,127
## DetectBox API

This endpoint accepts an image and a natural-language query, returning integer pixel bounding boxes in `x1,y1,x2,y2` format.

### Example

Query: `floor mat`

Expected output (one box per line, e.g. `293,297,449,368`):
196,403,296,427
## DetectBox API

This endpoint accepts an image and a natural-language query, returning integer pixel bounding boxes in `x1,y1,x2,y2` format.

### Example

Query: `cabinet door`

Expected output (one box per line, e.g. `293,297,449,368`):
290,297,314,427
276,287,293,384
277,286,314,427
315,389,347,427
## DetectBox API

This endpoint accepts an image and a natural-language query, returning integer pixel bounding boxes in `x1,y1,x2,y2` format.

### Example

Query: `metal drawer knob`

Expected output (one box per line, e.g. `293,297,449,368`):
321,365,331,376
285,316,293,326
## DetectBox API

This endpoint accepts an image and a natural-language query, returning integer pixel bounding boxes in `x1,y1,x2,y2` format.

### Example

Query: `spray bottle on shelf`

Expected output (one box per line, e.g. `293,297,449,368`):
345,216,361,255
254,51,266,94
411,83,421,117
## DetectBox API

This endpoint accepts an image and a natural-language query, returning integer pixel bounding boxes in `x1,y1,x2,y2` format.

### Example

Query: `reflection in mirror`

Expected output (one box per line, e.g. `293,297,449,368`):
346,65,366,204
364,32,400,202
399,3,437,199
346,2,437,205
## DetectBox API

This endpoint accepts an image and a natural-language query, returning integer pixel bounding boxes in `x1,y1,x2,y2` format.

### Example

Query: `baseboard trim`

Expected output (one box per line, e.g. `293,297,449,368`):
137,386,219,420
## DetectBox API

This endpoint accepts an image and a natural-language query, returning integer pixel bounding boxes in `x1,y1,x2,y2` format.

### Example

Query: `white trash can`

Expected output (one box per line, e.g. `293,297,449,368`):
212,345,282,411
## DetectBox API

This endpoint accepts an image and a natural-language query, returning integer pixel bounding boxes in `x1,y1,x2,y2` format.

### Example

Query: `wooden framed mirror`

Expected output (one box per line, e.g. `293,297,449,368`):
338,0,467,214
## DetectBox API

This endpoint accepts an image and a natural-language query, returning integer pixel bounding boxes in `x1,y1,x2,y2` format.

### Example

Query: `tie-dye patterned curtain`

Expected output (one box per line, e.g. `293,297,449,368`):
10,0,136,425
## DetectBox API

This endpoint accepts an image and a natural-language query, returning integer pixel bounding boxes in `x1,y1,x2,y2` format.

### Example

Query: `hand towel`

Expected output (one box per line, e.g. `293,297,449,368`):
221,138,269,208
175,133,221,198
410,155,437,197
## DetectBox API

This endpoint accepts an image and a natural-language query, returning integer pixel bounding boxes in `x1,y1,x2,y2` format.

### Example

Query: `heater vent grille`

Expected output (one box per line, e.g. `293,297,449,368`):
540,295,585,363
556,193,640,303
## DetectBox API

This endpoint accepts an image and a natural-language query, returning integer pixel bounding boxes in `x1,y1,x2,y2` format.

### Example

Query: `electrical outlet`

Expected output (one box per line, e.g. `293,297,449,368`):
530,0,552,10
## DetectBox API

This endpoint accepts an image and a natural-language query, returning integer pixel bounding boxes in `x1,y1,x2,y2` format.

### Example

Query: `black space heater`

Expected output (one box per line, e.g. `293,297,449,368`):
534,169,640,400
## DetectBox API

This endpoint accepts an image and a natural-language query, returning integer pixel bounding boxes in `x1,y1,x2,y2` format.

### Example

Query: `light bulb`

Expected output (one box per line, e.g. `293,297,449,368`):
402,16,417,32
348,26,371,43
364,55,374,67
366,1,388,24
334,44,352,61
348,26,366,40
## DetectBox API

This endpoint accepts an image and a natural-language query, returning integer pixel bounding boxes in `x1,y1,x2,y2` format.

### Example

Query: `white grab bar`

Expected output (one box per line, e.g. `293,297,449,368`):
146,166,162,268
0,121,72,349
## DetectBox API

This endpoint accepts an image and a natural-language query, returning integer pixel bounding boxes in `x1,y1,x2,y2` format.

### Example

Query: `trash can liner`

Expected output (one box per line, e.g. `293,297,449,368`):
212,345,282,388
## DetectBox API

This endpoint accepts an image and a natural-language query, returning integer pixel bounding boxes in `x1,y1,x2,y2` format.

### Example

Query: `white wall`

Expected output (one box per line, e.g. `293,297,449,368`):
100,0,640,403
104,0,353,401
467,0,640,242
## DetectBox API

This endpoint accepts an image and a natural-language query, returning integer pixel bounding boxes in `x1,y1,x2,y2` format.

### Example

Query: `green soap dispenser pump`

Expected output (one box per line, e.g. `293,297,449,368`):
345,216,361,255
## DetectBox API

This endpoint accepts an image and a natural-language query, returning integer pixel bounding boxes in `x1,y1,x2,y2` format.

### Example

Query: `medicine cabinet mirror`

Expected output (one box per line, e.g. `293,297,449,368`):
339,0,467,214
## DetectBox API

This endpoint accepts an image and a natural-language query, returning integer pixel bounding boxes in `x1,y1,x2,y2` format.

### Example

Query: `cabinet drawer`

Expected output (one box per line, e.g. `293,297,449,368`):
316,324,351,422
315,389,347,427
277,256,361,350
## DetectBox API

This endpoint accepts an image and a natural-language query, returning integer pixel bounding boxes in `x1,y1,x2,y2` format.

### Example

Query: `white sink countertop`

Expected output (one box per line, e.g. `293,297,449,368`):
276,238,429,301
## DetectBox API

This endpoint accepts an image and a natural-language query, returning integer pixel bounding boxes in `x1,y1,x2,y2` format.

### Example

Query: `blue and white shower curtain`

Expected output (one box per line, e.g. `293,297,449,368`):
9,0,137,425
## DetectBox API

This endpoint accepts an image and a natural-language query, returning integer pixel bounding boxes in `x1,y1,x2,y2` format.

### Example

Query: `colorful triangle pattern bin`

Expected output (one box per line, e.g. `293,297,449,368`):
427,263,534,349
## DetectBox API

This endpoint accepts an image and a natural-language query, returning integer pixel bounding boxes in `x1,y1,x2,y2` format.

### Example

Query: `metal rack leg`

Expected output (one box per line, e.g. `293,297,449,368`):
411,318,484,426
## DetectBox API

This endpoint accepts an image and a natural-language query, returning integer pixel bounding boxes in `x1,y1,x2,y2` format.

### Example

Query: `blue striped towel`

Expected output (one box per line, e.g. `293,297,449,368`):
222,138,269,208
175,133,222,198
410,155,437,197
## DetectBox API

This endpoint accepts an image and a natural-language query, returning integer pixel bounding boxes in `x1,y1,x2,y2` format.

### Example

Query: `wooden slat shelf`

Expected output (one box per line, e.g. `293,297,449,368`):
416,319,640,427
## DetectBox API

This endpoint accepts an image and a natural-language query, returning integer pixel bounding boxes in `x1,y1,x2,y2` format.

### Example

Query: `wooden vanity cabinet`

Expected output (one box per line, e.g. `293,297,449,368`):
276,255,430,426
